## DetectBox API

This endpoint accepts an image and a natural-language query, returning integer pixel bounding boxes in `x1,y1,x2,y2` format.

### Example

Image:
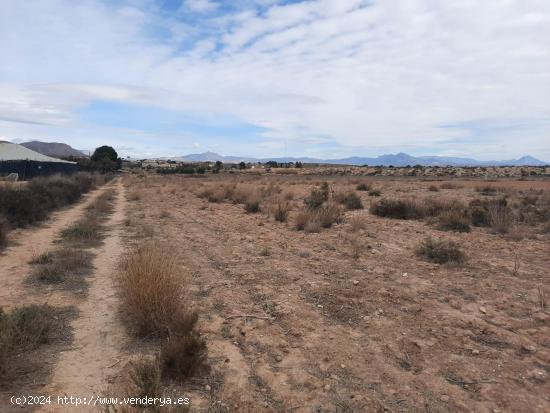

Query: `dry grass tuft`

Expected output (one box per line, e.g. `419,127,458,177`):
270,200,291,222
128,358,162,402
356,182,370,191
416,236,465,265
0,304,56,382
118,244,193,338
160,332,209,381
437,210,471,233
244,198,261,213
334,191,363,210
30,247,93,285
60,216,103,246
349,214,367,232
295,203,342,231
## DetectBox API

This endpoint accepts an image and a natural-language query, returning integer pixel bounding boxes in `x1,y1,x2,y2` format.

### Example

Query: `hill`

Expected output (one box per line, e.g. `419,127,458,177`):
21,141,86,158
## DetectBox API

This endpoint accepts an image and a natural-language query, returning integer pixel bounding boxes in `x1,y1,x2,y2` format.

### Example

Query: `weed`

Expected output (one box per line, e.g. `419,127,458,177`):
356,182,370,191
160,332,209,381
437,210,471,232
118,244,192,338
416,237,465,265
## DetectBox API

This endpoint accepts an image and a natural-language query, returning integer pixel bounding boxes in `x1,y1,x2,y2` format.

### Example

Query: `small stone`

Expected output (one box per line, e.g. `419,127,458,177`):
340,364,346,369
440,395,450,402
324,384,331,391
402,272,408,277
522,344,536,353
205,384,211,391
353,280,359,285
275,355,283,362
472,349,480,355
479,306,487,314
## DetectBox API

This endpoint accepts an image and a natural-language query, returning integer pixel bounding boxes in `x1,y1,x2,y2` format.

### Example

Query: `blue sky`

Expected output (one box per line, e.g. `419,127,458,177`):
0,0,549,160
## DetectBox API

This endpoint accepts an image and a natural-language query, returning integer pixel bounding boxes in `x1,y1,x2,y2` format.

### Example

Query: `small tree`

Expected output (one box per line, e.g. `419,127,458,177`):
213,161,223,174
90,146,121,172
238,161,246,170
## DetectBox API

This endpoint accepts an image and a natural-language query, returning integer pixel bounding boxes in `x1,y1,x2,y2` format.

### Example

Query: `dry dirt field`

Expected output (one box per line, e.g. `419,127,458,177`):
1,172,549,413
121,172,549,412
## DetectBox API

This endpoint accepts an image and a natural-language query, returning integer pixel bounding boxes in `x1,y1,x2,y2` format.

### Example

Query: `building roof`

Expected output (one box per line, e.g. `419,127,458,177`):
0,141,76,164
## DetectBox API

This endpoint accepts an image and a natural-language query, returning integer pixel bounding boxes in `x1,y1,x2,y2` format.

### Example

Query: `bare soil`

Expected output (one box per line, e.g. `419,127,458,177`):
123,174,549,413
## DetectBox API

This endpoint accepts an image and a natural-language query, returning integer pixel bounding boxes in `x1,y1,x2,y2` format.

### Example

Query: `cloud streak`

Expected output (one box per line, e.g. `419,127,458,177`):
0,0,549,159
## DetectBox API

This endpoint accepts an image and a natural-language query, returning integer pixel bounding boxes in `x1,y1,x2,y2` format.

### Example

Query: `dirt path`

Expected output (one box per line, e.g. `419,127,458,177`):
0,186,108,309
39,180,127,413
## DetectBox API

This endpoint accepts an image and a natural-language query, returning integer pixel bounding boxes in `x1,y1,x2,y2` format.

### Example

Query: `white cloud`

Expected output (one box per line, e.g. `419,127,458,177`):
0,0,549,159
184,0,219,13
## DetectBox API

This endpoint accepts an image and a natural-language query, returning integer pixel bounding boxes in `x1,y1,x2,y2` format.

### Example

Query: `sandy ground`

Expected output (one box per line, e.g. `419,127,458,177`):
39,179,127,412
0,186,107,309
0,180,128,413
124,174,549,413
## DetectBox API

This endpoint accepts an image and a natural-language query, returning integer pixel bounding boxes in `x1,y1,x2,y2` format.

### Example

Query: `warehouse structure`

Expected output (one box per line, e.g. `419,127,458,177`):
0,141,78,179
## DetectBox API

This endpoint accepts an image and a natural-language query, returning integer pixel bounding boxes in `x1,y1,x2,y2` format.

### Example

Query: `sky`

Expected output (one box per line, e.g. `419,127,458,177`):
0,0,549,160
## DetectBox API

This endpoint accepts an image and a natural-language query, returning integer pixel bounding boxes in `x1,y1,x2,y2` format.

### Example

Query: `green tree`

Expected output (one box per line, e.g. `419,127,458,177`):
90,146,121,171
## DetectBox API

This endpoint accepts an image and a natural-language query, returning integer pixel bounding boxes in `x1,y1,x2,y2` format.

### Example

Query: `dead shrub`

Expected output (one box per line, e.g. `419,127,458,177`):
488,200,513,234
317,203,343,228
244,199,261,213
349,235,363,259
31,247,93,285
60,215,102,246
380,197,464,220
368,189,381,197
416,237,465,265
476,185,498,195
304,220,321,233
87,189,116,215
349,215,367,232
370,198,423,219
294,210,310,231
271,201,291,222
335,191,363,210
304,182,329,209
428,185,439,192
356,182,370,191
129,358,162,402
437,210,471,233
0,173,98,229
160,332,209,381
296,203,342,231
0,304,56,382
440,182,460,189
469,198,512,233
118,244,193,338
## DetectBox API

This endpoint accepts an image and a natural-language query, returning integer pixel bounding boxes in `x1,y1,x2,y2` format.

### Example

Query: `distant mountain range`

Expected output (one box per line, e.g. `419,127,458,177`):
175,151,548,167
21,141,86,158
